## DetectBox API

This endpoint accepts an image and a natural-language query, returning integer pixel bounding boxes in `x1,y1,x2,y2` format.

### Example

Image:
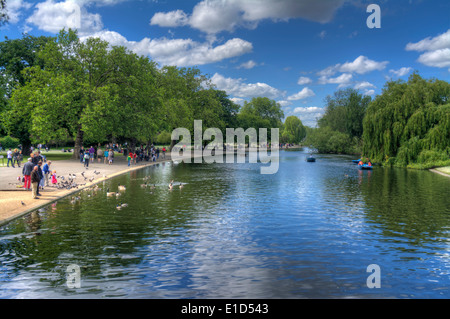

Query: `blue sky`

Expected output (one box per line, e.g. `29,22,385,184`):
1,0,450,127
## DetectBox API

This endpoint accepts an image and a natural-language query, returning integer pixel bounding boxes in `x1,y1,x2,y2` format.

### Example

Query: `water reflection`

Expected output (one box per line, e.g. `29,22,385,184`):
0,150,450,298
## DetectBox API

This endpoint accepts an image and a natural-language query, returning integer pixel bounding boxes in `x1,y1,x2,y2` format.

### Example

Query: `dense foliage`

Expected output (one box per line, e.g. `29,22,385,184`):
305,88,370,154
362,73,450,168
0,29,287,157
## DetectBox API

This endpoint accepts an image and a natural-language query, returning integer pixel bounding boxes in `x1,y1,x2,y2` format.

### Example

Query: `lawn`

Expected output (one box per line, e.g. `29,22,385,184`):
0,150,73,167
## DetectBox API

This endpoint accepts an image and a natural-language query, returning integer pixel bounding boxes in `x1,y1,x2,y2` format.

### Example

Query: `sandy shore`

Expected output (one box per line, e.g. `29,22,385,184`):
0,153,172,226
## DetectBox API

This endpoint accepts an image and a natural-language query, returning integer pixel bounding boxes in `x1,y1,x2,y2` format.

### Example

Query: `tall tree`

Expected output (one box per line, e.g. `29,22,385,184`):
363,73,450,167
281,116,306,144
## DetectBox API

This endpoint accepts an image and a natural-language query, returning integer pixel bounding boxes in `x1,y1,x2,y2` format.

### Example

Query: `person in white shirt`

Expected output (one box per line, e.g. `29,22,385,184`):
6,149,15,168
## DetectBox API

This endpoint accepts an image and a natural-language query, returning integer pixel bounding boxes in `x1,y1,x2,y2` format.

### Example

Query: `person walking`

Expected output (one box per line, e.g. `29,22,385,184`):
104,149,109,164
84,150,90,168
108,149,114,165
6,149,15,168
42,160,51,187
89,146,95,163
22,158,34,190
16,150,23,167
79,146,85,163
97,147,103,163
30,166,40,199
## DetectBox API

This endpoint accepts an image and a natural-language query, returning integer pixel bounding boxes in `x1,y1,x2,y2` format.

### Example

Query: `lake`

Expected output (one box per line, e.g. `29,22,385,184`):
0,149,449,298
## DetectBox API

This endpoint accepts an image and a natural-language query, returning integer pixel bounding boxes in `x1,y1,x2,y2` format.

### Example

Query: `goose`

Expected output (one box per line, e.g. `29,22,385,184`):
179,183,184,189
168,183,173,190
140,183,148,188
115,192,121,197
121,203,128,208
118,185,126,191
116,204,122,210
106,188,115,197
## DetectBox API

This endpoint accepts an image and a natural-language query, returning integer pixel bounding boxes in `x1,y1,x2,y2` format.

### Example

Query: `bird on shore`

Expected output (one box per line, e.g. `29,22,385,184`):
118,185,126,191
94,170,100,175
116,204,122,210
106,188,115,197
120,203,128,208
140,183,147,188
179,183,184,189
21,201,26,206
168,181,173,190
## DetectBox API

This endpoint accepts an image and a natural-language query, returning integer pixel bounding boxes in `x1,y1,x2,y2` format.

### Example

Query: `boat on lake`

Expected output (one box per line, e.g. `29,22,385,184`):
306,156,316,162
358,164,373,170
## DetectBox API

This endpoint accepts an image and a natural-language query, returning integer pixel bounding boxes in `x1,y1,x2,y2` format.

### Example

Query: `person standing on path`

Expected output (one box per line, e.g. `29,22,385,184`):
84,150,90,168
89,146,95,163
79,146,85,163
30,166,40,199
22,158,34,190
108,149,114,165
6,149,15,168
42,160,51,187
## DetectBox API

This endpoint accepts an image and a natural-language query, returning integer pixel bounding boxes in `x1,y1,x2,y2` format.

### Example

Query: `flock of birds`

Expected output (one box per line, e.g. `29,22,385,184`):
52,170,103,190
18,167,186,209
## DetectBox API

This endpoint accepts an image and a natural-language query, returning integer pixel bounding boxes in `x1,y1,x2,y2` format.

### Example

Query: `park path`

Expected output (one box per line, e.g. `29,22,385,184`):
0,153,171,226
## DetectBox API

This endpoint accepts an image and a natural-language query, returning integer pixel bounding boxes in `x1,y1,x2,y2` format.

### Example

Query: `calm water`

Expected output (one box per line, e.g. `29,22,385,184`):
1,150,449,298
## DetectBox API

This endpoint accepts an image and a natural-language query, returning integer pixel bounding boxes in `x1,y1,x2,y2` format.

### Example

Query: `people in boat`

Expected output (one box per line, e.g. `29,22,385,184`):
358,160,363,166
368,161,372,167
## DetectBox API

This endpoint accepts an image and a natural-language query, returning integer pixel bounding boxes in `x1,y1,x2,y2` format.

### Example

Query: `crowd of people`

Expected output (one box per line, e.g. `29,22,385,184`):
20,151,54,200
3,142,170,200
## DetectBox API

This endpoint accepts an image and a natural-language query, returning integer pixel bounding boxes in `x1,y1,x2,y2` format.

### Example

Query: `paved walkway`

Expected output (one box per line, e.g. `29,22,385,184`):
0,152,172,226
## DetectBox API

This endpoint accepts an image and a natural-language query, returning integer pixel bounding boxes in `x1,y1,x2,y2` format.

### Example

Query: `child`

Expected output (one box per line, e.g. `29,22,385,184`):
127,153,132,166
51,170,57,186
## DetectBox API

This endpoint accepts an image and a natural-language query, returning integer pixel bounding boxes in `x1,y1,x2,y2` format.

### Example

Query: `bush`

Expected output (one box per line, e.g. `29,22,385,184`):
0,136,20,149
156,131,172,145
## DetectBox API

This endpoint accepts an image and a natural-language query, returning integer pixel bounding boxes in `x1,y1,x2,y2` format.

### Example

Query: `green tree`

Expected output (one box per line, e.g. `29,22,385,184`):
363,73,450,167
0,0,7,26
281,116,306,144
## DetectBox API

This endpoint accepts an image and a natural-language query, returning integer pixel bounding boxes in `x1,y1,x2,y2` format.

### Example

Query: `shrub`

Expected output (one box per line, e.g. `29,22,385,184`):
0,136,20,149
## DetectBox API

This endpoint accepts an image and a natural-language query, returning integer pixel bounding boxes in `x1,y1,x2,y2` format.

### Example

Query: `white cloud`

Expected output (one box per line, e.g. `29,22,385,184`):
354,81,375,90
83,31,253,67
318,73,353,87
318,56,388,78
278,100,292,107
363,89,375,96
5,0,33,24
292,106,326,127
26,0,103,35
389,67,412,77
151,0,349,34
406,29,450,69
297,76,312,85
237,60,258,69
339,55,388,74
211,73,284,99
287,87,315,101
406,29,450,52
150,9,189,27
230,97,245,105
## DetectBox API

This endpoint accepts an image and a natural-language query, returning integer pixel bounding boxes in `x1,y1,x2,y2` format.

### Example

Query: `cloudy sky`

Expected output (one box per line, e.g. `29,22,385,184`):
1,0,450,127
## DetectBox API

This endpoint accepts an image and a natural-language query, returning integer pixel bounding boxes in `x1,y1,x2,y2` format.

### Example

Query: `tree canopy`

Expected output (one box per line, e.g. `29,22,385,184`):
362,73,450,168
305,88,370,154
0,29,283,156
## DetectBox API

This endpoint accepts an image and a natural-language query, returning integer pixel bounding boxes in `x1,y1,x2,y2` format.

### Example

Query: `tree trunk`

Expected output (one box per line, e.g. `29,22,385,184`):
130,138,136,153
73,126,84,160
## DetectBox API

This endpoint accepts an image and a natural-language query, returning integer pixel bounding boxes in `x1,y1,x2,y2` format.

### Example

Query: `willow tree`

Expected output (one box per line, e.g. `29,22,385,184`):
281,116,306,144
363,73,450,167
